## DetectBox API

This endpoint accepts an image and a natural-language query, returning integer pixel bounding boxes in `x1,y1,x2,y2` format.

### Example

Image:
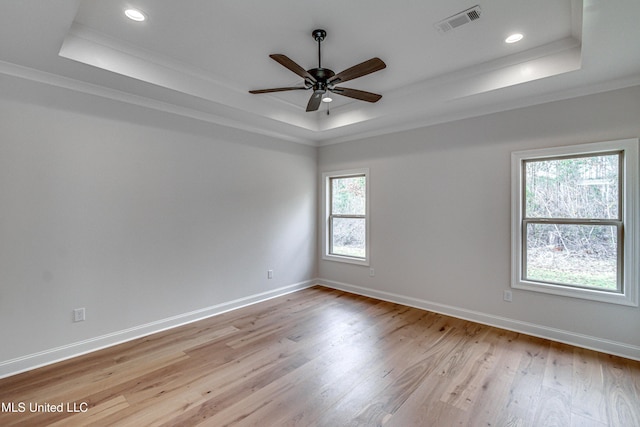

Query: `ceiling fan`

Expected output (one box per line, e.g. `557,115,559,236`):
249,29,386,112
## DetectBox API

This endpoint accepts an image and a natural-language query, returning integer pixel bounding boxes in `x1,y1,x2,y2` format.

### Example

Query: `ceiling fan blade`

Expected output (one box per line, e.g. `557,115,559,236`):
270,54,317,83
306,91,323,112
330,87,382,103
249,87,308,94
328,57,386,84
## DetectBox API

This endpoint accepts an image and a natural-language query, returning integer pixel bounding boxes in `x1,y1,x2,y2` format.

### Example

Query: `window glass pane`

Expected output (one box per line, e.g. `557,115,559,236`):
525,223,618,291
331,176,366,215
331,217,365,258
525,154,619,219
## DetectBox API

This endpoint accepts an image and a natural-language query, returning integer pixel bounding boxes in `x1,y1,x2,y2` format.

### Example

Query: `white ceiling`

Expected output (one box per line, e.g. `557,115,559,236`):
1,0,639,146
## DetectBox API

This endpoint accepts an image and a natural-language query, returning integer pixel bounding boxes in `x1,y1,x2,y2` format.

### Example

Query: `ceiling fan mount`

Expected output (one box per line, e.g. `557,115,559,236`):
249,29,386,112
312,29,327,43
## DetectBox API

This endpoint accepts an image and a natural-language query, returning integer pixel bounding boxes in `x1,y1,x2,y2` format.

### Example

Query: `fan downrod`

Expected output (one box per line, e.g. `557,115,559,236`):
309,29,333,84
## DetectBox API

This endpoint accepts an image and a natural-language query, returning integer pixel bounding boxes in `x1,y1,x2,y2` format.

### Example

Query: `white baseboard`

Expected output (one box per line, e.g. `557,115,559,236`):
4,278,637,379
0,280,316,379
317,279,640,361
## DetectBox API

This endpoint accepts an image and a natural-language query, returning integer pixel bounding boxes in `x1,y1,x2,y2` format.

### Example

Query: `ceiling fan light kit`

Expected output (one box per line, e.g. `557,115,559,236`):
249,29,386,112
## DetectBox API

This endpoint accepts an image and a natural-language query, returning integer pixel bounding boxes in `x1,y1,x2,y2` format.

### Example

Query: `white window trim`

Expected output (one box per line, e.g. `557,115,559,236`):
511,138,639,306
322,168,370,266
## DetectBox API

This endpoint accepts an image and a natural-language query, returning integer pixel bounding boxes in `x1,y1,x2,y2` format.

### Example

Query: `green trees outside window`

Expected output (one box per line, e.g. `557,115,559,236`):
524,153,621,291
330,175,366,258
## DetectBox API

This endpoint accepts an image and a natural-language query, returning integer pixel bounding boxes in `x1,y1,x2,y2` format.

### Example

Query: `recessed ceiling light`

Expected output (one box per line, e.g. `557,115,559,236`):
505,33,524,44
322,96,333,103
125,8,146,22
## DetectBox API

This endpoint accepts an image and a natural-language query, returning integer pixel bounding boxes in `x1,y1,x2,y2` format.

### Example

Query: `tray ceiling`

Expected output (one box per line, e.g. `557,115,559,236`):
1,1,639,145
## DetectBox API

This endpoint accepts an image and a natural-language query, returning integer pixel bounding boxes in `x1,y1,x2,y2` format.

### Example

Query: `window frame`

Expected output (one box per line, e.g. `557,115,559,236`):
511,139,639,306
322,168,370,266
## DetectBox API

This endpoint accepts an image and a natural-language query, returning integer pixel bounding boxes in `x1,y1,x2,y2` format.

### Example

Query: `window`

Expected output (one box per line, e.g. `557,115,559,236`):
323,169,369,265
511,139,639,305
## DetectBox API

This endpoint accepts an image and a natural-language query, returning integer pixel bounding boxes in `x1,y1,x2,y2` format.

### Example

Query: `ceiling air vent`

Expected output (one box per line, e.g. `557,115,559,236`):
435,5,482,34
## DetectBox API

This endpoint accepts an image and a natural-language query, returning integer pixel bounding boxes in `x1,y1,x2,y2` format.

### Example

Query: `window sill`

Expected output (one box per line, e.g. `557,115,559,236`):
323,253,369,266
512,279,638,306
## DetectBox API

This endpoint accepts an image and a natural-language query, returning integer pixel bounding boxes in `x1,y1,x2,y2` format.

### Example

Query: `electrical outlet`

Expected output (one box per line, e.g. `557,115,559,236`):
267,270,273,279
503,290,513,302
73,308,86,322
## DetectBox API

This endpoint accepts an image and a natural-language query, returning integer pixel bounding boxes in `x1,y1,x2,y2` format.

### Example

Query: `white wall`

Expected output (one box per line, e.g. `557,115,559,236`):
0,77,317,374
318,85,640,359
2,74,638,376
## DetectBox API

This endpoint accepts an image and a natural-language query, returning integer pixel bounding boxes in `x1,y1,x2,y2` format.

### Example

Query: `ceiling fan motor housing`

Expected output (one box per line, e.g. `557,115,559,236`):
308,68,335,81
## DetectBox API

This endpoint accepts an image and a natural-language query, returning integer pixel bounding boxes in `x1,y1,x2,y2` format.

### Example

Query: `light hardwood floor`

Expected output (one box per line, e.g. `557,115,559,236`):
1,285,639,426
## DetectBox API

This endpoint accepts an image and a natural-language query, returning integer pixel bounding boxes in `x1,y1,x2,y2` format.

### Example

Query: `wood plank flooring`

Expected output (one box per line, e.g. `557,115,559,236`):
1,285,639,426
